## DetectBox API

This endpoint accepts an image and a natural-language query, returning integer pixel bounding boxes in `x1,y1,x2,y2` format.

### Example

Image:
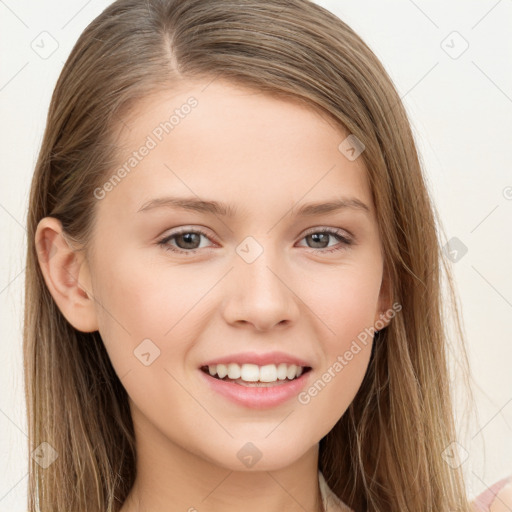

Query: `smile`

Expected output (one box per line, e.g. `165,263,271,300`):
198,365,313,409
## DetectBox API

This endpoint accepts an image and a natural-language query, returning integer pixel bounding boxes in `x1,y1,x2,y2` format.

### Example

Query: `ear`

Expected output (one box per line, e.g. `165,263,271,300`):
373,259,394,329
35,217,98,333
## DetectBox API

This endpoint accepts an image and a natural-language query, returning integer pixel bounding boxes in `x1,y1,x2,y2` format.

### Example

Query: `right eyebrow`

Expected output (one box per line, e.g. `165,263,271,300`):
137,196,236,216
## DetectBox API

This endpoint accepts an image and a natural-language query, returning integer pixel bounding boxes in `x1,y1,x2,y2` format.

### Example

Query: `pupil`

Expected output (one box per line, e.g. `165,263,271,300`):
179,233,199,249
309,233,328,248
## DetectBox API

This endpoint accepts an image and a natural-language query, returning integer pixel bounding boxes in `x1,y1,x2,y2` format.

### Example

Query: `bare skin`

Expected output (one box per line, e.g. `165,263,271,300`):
36,78,392,512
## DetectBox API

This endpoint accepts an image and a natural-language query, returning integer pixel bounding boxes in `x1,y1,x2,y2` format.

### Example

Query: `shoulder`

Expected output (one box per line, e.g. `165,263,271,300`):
489,478,512,512
471,474,512,512
318,470,354,512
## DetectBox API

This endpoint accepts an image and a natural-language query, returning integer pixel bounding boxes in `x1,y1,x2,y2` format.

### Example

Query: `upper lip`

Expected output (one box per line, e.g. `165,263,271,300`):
200,351,312,369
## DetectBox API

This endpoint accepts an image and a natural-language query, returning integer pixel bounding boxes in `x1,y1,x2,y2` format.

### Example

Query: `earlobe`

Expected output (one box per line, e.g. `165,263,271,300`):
35,217,99,333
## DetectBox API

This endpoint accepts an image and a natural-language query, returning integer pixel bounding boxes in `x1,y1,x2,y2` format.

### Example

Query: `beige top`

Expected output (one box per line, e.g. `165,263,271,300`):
319,471,512,512
318,471,354,512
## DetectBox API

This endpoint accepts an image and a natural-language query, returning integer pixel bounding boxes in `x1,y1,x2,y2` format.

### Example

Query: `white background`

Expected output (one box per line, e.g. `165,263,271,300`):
1,0,511,509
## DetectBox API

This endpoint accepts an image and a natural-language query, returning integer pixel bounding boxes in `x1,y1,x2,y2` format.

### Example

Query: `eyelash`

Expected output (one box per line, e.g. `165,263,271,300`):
157,227,353,256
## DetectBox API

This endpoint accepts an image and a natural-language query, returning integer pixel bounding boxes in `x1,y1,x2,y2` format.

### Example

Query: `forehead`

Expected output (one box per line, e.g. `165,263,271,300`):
101,78,374,220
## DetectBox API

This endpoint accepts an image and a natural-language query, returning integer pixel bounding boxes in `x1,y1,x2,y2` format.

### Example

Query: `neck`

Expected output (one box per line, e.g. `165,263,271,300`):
119,405,324,512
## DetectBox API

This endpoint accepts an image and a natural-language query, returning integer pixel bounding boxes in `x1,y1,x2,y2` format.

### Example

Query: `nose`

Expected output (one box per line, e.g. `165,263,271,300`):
221,244,300,332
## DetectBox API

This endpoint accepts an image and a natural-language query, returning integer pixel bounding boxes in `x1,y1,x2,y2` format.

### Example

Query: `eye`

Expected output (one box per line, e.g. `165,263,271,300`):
297,228,353,254
157,227,214,256
157,227,353,255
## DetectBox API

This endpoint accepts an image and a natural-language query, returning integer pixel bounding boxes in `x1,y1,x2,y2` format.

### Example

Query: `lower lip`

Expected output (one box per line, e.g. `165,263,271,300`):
198,369,312,409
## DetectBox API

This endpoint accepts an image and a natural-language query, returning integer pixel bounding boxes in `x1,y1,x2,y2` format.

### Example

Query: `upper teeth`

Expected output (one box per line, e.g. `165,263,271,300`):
206,363,305,382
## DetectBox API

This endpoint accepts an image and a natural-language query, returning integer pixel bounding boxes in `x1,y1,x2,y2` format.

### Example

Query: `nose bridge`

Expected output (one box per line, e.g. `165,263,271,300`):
222,234,298,329
236,234,288,299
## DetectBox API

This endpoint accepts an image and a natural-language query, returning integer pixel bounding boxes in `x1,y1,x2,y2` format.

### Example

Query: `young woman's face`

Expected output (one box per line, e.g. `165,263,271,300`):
84,78,391,471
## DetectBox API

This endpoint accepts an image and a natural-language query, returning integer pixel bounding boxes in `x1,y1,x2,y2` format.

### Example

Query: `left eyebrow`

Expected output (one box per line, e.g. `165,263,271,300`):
295,198,370,216
137,195,371,217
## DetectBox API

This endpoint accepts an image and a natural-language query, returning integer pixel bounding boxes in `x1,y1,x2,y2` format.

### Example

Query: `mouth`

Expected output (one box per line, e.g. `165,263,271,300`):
198,361,314,409
199,363,313,387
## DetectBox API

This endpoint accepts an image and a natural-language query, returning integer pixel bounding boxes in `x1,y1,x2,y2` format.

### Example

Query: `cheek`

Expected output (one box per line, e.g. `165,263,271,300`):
88,249,209,423
295,263,380,425
302,344,372,437
305,259,382,341
89,247,214,372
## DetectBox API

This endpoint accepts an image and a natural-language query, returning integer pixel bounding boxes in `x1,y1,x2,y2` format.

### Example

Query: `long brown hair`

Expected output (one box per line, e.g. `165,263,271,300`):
24,0,476,510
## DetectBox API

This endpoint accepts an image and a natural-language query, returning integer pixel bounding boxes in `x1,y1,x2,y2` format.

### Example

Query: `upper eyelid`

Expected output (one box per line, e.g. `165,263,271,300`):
160,225,352,239
159,226,353,246
302,226,353,238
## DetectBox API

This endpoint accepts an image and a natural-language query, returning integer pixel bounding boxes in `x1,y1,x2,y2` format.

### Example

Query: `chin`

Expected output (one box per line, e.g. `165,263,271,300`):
199,436,316,472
